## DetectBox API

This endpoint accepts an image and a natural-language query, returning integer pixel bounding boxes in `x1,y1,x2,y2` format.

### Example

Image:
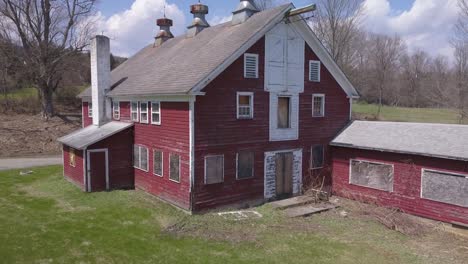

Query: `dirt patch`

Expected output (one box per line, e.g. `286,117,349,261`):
0,114,80,158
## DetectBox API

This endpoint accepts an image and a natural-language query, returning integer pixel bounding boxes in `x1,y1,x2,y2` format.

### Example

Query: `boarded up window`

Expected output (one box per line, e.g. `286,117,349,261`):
205,155,224,184
350,160,394,192
311,145,324,169
237,151,254,179
69,148,76,167
422,170,468,207
170,154,180,182
153,150,163,176
278,97,291,129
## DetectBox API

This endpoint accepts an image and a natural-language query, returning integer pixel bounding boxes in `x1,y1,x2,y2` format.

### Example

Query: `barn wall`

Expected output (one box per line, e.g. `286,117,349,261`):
113,101,131,122
82,102,93,127
89,128,134,190
63,145,85,190
134,102,191,210
193,37,351,210
331,147,468,224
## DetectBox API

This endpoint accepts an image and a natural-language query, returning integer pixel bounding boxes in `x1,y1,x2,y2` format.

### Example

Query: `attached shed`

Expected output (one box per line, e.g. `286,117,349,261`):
331,121,468,225
59,122,134,192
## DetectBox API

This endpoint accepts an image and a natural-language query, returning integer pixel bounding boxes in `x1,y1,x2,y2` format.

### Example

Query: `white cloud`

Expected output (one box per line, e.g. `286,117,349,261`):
209,15,232,26
363,0,458,60
92,0,185,57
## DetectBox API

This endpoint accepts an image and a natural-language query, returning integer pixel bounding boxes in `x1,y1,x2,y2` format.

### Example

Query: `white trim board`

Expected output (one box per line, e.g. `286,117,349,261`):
264,148,303,199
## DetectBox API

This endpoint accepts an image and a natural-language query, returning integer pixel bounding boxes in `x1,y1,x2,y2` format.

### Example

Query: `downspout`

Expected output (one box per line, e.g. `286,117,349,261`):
189,97,196,212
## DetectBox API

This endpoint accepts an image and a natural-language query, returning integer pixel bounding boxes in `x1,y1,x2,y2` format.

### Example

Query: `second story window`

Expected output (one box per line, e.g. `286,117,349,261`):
140,102,149,124
312,94,325,117
244,53,259,78
277,96,291,129
131,102,139,122
88,102,93,117
151,102,161,125
237,92,254,119
112,101,120,120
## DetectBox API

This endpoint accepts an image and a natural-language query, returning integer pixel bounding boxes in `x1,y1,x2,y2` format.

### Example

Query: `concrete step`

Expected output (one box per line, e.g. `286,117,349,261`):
284,203,338,218
269,196,317,210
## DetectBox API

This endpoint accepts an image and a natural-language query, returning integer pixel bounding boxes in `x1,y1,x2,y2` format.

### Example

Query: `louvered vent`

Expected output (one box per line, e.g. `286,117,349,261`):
244,53,259,78
309,60,321,82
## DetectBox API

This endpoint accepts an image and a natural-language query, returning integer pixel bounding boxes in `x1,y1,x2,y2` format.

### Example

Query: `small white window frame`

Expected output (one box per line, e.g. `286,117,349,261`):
153,149,163,177
312,94,325,117
134,145,149,172
310,145,325,170
309,60,321,82
244,53,259,79
151,101,161,125
140,102,149,124
113,101,120,120
169,153,181,183
131,102,139,122
236,152,254,180
88,102,93,118
204,155,225,185
237,92,254,119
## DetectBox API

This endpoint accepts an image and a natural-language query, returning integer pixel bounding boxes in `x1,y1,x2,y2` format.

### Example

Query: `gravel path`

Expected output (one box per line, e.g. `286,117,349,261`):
0,156,62,171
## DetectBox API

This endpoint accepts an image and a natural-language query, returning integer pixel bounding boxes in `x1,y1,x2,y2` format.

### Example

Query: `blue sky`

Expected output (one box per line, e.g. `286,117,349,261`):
93,0,459,60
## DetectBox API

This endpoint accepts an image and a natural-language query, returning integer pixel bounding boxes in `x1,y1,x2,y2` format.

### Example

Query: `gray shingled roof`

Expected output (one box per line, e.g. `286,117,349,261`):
79,4,292,98
331,121,468,161
58,122,133,150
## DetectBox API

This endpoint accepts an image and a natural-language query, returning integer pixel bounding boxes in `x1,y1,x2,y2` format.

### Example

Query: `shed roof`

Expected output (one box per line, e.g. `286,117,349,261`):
58,122,133,150
79,3,359,99
331,121,468,161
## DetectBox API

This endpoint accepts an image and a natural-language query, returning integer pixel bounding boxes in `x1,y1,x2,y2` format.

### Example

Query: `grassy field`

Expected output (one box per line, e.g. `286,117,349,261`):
0,166,466,263
1,87,37,100
353,102,467,124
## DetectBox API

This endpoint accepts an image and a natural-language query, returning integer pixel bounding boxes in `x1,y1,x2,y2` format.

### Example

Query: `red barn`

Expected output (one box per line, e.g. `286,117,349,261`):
59,1,359,212
331,121,468,225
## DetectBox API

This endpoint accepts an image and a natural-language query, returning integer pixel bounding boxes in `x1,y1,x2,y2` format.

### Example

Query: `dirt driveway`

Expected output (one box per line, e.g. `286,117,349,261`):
0,156,62,171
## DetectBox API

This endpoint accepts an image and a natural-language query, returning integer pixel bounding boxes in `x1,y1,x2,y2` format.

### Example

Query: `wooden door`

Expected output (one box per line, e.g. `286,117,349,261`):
88,150,108,192
275,152,294,198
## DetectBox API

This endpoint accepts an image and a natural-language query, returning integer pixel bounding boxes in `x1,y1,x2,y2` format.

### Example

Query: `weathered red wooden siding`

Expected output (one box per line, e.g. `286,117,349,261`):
89,128,134,190
193,38,351,210
63,145,85,190
117,102,131,122
134,102,191,210
82,102,93,127
331,147,468,224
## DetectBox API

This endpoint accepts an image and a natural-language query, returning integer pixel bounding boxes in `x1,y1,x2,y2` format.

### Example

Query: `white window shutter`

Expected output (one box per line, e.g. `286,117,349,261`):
309,60,321,82
287,36,305,90
266,35,286,89
244,54,259,78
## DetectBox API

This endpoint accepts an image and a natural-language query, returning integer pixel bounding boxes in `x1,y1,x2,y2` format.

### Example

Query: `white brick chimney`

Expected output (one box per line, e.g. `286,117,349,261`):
90,35,112,127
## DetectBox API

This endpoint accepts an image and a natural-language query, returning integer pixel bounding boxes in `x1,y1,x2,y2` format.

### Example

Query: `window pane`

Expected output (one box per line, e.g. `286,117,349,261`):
350,160,394,192
239,95,250,105
278,97,290,128
313,96,324,117
133,145,140,168
131,102,138,111
205,156,224,184
141,147,148,171
170,154,180,182
237,151,254,179
152,102,160,113
153,150,162,176
88,103,93,117
311,145,324,169
152,113,160,123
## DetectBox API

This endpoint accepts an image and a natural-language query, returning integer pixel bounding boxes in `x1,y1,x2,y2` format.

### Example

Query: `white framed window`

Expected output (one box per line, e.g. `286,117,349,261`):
151,102,161,125
131,102,139,122
421,169,468,207
169,154,180,183
88,102,93,117
112,101,120,120
312,94,325,117
244,53,259,78
237,92,254,119
350,159,394,192
140,102,149,124
309,60,321,82
153,150,163,177
277,96,291,129
205,155,224,184
133,145,149,172
310,145,324,169
237,151,254,180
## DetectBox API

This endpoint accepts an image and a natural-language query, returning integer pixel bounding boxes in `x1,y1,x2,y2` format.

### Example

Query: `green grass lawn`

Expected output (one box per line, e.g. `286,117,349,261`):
353,102,467,124
1,87,38,100
0,166,465,263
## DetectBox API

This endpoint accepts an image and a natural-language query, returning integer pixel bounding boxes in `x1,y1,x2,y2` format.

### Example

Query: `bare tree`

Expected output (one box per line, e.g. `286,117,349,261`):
0,0,96,119
253,0,287,11
311,0,364,71
400,51,430,107
368,34,404,116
